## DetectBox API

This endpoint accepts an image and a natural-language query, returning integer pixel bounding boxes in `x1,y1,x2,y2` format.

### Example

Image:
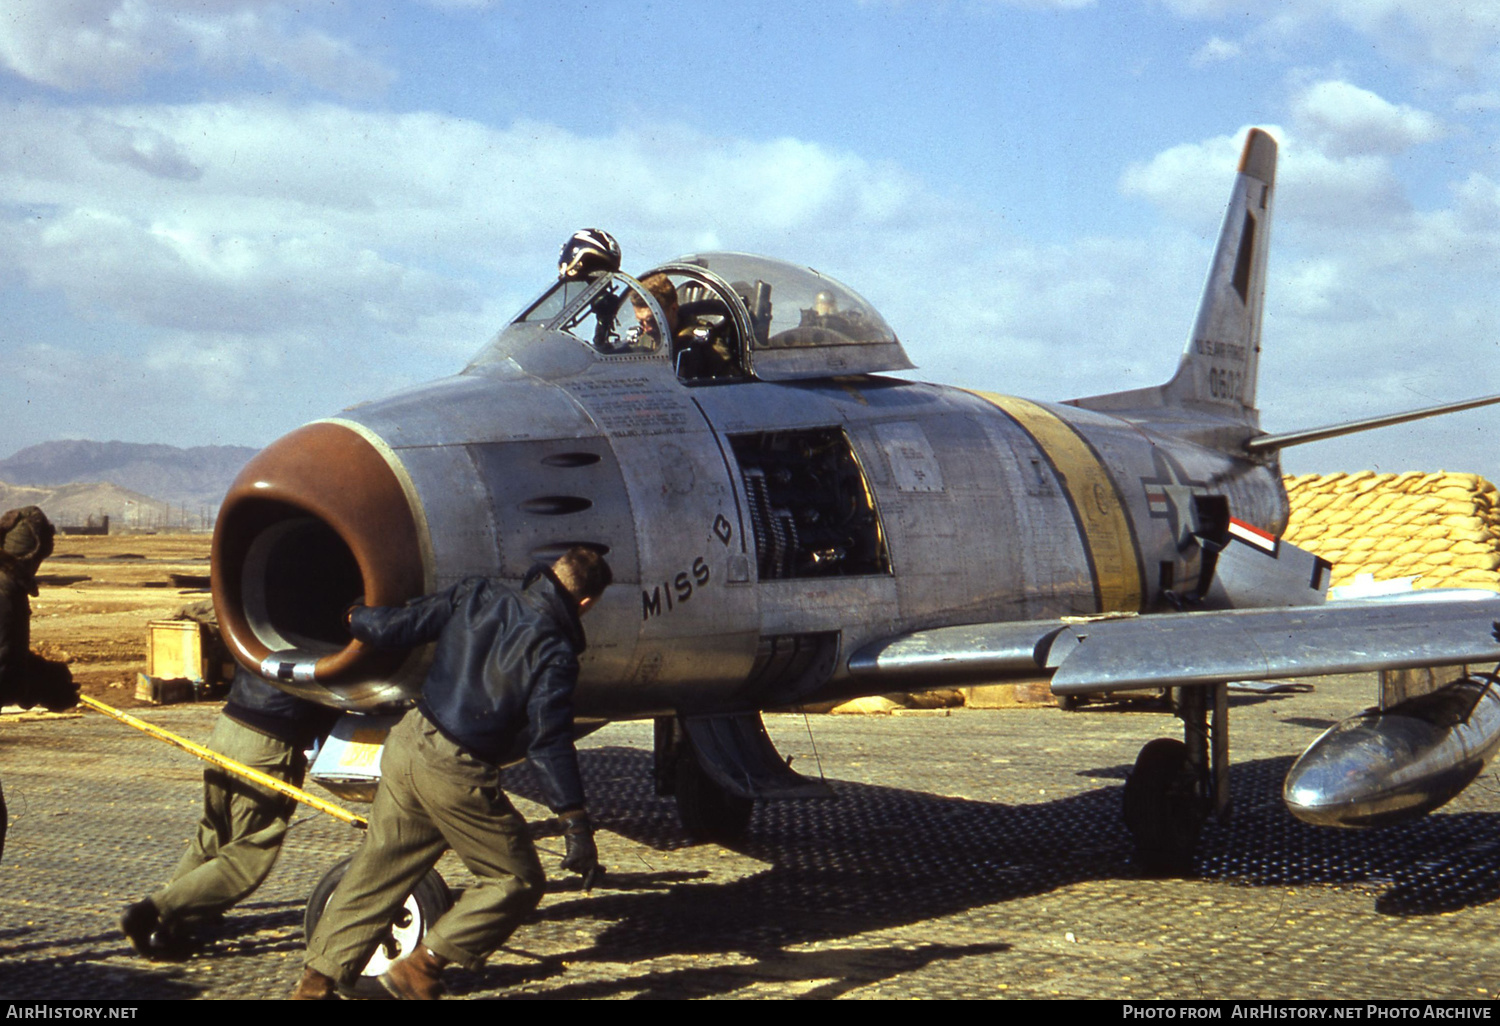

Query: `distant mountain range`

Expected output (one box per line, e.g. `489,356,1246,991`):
0,441,258,530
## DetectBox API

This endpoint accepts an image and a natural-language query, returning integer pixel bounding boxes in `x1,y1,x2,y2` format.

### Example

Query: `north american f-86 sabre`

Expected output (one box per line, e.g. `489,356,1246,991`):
212,128,1500,879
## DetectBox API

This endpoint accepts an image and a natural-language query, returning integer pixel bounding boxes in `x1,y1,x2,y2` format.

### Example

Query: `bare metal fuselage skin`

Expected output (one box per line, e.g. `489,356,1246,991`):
218,343,1284,719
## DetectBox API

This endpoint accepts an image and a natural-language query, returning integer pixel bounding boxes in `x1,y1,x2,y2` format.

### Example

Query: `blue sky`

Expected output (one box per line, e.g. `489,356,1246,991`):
1,0,1498,483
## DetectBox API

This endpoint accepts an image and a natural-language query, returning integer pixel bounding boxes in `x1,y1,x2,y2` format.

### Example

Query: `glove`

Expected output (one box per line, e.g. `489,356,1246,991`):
23,656,76,712
558,811,602,890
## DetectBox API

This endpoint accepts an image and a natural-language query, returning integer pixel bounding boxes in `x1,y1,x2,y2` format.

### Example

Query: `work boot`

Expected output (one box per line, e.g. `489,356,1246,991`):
151,919,199,961
119,900,160,958
380,945,449,1000
288,967,337,1000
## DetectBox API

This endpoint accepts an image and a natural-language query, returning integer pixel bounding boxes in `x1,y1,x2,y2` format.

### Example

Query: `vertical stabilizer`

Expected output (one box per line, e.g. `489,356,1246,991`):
1161,128,1277,417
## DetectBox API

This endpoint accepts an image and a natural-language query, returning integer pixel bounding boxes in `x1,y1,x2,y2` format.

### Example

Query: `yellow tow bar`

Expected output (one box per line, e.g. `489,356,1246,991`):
78,693,368,830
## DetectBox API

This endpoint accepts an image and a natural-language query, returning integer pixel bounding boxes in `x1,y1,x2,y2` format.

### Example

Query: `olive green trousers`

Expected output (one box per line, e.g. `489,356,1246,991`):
304,709,545,982
151,716,300,926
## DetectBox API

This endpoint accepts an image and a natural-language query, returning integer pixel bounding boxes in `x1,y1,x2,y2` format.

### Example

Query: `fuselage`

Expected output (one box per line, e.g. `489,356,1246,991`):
213,307,1286,718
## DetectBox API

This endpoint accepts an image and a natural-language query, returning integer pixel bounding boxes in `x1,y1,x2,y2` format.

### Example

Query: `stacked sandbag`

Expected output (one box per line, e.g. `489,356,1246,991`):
1282,471,1500,592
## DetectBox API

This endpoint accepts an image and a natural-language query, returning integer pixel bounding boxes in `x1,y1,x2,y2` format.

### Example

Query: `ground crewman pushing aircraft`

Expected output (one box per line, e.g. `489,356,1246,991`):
292,546,612,1000
120,666,336,959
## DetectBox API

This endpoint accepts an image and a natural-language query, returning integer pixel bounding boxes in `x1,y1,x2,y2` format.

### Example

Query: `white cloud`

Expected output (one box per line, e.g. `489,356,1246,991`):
0,101,944,331
1276,256,1353,320
0,0,392,94
1330,0,1500,78
1291,80,1445,158
0,97,975,448
1281,149,1408,233
1159,0,1500,77
1119,129,1256,231
1119,108,1425,237
1453,91,1500,114
1190,36,1241,66
80,116,202,181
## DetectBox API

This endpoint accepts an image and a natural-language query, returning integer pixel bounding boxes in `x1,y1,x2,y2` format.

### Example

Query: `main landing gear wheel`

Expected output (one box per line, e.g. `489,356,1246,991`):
303,856,452,999
674,748,753,843
1122,738,1207,877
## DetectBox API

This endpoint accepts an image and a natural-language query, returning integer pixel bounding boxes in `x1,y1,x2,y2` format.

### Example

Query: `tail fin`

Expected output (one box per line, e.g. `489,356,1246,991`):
1162,128,1276,415
1074,128,1277,424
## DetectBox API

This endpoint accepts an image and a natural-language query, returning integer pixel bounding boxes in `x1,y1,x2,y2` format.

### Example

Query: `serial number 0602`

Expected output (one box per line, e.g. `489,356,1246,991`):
1208,365,1244,401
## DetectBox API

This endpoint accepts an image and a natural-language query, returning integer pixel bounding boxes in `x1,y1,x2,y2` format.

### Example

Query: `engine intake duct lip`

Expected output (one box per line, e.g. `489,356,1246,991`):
213,421,427,688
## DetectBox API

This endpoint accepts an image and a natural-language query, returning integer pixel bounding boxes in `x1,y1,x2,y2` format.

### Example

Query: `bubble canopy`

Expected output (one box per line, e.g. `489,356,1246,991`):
471,251,912,382
669,252,898,349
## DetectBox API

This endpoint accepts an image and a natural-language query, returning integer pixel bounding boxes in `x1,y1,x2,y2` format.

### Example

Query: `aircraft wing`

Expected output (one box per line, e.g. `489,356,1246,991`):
847,591,1500,696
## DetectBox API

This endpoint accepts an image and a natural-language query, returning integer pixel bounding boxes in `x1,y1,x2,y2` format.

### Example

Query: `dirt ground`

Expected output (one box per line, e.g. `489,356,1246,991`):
29,531,214,709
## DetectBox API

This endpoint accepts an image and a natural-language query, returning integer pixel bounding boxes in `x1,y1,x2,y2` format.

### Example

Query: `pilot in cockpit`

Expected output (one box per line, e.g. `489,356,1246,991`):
629,273,679,346
634,273,737,380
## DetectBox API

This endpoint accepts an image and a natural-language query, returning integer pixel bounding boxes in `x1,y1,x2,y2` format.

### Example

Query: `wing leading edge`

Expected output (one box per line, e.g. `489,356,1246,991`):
847,591,1500,696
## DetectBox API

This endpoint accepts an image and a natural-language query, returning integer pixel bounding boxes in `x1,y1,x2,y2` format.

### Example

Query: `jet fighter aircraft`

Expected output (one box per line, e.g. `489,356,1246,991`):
212,128,1500,873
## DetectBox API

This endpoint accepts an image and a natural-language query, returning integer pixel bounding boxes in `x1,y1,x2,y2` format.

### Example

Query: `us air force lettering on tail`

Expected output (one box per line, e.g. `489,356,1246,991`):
213,127,1500,903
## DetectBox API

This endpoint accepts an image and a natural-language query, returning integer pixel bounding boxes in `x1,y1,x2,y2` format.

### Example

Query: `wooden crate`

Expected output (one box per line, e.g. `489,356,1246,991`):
135,672,196,705
145,619,208,682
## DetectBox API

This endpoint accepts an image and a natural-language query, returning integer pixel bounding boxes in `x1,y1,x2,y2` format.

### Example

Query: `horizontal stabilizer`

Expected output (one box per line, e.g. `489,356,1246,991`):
1246,392,1500,453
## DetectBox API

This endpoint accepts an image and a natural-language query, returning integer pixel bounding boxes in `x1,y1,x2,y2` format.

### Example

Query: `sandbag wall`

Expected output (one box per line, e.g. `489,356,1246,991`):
1282,471,1500,592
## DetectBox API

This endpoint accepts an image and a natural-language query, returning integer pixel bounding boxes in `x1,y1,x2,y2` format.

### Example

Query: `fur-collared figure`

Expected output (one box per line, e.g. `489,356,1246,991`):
0,506,77,862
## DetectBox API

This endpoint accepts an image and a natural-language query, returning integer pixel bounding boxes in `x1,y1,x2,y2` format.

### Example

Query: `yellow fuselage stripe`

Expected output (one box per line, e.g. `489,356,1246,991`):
968,391,1144,612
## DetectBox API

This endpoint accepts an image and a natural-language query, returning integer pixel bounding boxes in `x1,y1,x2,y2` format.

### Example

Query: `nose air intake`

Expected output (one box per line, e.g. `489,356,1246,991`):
212,422,427,701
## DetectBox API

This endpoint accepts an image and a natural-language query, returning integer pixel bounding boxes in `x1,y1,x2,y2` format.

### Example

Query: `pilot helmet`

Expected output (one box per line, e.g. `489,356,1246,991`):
558,229,622,280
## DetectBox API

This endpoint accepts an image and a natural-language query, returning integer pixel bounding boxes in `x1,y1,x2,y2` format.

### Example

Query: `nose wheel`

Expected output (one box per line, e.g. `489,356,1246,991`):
673,745,754,842
303,855,452,999
654,716,754,843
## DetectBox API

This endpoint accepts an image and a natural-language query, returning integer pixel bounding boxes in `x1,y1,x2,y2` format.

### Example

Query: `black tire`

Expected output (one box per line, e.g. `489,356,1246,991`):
1122,738,1206,877
1056,694,1081,711
673,750,753,843
303,856,452,999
